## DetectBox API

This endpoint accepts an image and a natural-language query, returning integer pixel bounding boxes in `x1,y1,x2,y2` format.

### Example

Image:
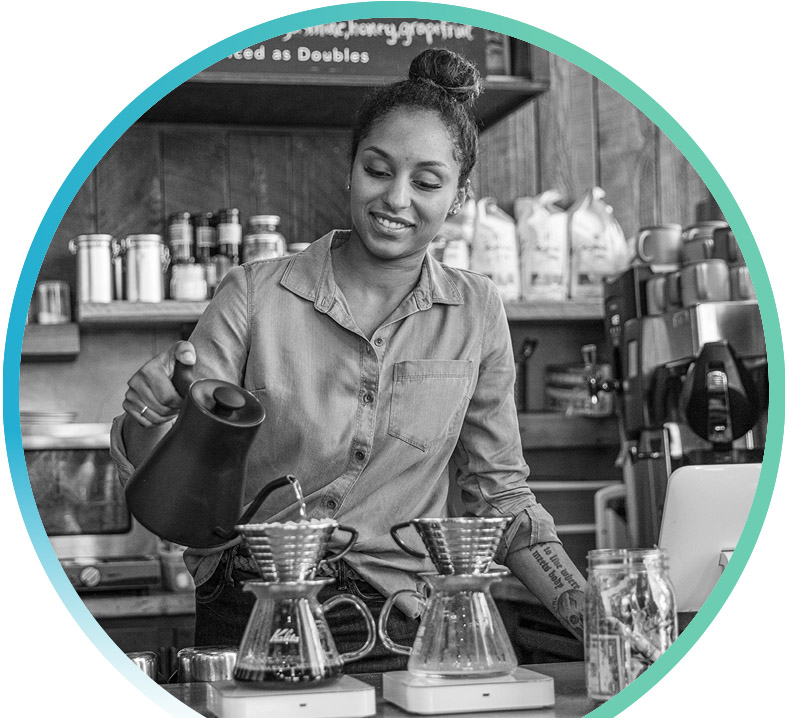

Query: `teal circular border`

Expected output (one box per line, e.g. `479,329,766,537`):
3,3,782,715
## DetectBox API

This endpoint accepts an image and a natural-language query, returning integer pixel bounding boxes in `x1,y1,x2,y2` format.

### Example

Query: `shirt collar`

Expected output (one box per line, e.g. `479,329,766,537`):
280,230,464,311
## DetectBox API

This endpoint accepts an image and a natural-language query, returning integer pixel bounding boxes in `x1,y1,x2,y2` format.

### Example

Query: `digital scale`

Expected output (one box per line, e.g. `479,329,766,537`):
210,676,376,718
382,667,556,714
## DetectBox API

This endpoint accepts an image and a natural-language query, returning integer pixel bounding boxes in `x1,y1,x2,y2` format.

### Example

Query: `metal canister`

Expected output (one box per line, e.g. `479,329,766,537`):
69,234,116,303
177,646,237,682
122,234,169,303
126,651,158,681
584,548,677,701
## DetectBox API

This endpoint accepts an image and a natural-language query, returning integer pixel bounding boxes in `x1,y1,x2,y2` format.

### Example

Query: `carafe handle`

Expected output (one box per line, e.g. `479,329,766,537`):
390,522,427,559
323,525,358,565
378,589,426,655
321,594,376,664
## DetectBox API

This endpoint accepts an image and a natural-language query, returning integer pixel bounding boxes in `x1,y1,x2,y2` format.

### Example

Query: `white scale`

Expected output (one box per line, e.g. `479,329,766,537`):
383,668,555,715
210,676,376,718
207,667,555,717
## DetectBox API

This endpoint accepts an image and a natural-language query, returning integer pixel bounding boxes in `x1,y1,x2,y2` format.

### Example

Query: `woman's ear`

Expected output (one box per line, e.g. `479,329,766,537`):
449,180,471,216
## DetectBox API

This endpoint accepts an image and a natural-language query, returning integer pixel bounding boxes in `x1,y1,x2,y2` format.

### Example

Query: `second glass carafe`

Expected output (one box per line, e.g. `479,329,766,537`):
378,570,518,679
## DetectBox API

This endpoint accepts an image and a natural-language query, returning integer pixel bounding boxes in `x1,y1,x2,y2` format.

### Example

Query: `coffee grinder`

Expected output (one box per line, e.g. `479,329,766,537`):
593,223,767,548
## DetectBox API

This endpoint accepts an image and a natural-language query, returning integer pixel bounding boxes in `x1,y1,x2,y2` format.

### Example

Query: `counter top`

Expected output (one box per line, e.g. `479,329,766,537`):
160,663,598,718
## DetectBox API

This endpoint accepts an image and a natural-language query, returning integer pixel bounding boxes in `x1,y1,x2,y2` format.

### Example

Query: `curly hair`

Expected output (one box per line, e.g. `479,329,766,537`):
350,48,482,186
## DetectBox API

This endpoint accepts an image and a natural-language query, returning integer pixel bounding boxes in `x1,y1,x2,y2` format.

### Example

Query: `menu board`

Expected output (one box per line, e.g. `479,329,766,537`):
205,19,490,78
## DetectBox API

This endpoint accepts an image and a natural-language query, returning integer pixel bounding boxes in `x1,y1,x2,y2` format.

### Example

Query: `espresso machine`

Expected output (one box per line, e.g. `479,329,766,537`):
591,223,767,548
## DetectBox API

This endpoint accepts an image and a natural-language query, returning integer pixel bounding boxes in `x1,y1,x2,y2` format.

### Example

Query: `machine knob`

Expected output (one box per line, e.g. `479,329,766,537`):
79,566,102,588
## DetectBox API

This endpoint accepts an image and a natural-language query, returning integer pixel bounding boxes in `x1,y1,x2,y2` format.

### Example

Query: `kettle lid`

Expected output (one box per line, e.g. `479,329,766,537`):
190,379,265,426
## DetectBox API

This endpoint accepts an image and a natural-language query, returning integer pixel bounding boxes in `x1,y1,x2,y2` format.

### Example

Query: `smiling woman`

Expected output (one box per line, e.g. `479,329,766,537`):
114,47,588,673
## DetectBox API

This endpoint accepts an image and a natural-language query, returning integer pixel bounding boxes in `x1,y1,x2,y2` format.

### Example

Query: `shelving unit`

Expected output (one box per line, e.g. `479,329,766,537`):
21,324,80,361
72,299,602,330
140,74,549,129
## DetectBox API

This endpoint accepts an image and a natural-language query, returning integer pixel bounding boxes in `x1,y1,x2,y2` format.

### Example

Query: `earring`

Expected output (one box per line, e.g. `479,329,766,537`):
449,206,459,216
346,183,351,191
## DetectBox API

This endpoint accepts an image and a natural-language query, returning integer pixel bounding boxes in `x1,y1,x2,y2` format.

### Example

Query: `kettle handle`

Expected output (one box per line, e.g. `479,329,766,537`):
172,360,196,398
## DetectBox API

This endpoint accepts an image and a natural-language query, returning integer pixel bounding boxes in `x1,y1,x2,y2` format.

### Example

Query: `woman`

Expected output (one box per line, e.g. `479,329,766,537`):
112,48,587,672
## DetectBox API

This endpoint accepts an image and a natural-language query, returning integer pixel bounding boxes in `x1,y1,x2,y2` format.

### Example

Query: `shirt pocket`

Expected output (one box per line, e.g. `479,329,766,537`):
388,360,474,452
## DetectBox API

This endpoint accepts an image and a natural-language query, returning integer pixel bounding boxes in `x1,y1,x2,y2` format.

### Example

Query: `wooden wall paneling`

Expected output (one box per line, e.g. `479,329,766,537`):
291,132,352,242
227,132,294,239
537,54,597,205
39,169,97,292
96,125,163,237
161,127,229,223
475,103,538,212
596,80,659,238
656,129,710,228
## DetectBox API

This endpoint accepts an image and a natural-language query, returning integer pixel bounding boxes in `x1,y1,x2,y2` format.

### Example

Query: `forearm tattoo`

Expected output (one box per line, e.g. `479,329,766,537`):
532,545,585,640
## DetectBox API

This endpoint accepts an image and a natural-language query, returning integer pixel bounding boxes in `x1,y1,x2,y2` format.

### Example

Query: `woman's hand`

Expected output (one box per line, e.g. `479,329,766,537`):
123,340,196,427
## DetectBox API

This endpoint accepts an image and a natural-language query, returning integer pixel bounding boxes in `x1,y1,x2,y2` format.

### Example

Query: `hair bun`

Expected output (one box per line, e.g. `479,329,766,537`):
408,48,482,107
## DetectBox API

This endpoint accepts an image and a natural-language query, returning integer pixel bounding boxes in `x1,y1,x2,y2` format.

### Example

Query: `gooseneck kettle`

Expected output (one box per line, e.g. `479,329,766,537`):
125,361,291,548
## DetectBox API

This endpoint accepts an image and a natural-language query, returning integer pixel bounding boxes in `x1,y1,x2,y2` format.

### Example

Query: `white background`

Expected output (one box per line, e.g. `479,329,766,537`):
2,2,784,716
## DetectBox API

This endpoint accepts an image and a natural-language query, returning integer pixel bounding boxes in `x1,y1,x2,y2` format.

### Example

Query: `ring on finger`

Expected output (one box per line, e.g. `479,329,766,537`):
140,405,149,417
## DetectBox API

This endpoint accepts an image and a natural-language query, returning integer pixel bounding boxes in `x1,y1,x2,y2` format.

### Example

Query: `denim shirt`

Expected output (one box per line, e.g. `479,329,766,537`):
111,230,558,616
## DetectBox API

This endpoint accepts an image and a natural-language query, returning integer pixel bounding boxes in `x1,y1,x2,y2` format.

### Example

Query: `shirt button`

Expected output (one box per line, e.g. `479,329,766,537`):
355,450,366,462
374,337,383,346
326,499,337,510
363,392,374,404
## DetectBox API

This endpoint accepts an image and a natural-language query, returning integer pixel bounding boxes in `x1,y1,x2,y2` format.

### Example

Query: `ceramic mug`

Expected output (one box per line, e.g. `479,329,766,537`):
635,224,683,270
645,275,669,315
729,263,755,300
711,226,745,264
665,270,683,308
680,259,730,306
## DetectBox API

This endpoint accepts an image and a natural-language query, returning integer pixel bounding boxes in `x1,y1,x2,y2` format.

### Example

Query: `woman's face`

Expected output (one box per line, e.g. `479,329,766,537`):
349,108,465,262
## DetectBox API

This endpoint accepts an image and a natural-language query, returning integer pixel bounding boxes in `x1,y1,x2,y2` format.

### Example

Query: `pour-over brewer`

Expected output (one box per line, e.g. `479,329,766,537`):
595,223,767,547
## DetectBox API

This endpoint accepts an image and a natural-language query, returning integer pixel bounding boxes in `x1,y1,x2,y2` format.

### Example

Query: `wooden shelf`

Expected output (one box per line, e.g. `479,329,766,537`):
77,299,603,328
77,300,209,327
139,74,549,130
22,323,80,361
519,412,619,449
505,300,604,322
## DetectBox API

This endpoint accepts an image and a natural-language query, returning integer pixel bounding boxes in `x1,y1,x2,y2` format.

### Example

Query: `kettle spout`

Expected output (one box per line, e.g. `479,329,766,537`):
213,475,299,540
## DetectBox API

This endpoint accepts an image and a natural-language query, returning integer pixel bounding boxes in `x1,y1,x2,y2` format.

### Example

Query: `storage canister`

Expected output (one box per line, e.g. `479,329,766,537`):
69,234,117,303
243,215,286,262
168,212,194,265
584,548,677,702
215,208,242,285
122,234,169,303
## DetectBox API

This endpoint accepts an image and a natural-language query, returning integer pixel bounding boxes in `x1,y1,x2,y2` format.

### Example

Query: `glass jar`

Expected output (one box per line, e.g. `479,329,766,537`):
243,215,285,262
168,212,194,264
215,208,242,284
194,212,218,297
585,548,677,702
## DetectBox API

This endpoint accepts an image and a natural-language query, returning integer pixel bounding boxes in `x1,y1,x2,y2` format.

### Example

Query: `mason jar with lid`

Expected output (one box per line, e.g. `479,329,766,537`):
194,212,218,296
215,208,242,284
243,215,286,262
585,548,677,702
168,212,194,264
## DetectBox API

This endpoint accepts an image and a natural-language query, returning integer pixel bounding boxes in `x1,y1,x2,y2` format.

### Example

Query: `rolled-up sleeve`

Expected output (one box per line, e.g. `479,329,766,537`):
450,283,560,560
110,413,136,487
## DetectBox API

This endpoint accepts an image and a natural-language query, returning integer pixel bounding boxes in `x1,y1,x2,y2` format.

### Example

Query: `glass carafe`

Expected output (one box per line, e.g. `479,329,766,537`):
234,578,375,688
378,570,518,679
